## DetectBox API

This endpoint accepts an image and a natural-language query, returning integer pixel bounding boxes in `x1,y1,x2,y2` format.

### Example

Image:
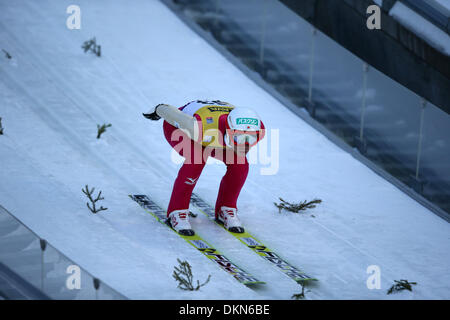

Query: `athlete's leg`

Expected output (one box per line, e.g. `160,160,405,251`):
211,148,249,217
163,121,206,216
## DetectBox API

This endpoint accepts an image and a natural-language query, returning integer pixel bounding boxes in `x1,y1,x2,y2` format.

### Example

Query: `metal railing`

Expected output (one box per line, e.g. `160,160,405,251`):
166,0,450,219
400,0,450,34
0,205,127,300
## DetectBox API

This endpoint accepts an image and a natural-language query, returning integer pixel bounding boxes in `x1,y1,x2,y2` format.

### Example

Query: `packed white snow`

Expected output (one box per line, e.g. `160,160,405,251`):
0,0,449,299
390,1,450,56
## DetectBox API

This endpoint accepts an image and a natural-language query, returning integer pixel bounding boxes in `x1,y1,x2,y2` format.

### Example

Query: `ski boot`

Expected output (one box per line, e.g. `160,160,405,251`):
217,206,244,233
167,209,195,236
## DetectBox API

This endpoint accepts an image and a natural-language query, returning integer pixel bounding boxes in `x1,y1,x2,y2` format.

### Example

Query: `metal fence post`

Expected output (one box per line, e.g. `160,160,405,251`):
93,278,100,300
213,0,220,26
416,99,426,179
306,27,317,117
360,63,368,140
410,98,426,193
39,239,47,292
354,62,369,154
259,0,268,70
308,28,316,103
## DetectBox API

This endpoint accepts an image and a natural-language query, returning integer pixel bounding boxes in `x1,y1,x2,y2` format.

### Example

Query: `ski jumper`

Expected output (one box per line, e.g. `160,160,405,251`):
163,100,264,217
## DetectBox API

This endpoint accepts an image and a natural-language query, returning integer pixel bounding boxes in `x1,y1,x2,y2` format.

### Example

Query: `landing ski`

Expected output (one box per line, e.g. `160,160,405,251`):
190,193,317,283
129,195,264,286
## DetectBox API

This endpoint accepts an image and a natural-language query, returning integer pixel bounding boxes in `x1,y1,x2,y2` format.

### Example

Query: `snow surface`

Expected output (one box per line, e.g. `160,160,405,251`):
390,1,450,56
0,0,449,299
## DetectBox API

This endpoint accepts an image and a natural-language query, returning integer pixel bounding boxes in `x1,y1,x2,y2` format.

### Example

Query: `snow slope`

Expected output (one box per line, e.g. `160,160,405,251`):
0,0,449,299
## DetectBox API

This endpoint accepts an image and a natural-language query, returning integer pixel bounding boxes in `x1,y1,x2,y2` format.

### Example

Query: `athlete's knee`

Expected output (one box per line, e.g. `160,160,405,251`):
225,162,249,181
229,160,248,172
177,163,205,184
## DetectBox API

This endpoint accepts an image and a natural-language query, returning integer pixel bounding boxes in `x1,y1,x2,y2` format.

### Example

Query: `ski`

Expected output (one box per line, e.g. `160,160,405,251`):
190,193,317,283
129,195,264,286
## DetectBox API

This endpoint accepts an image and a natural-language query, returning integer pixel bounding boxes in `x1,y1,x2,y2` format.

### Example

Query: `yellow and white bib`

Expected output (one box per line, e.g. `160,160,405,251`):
181,100,234,148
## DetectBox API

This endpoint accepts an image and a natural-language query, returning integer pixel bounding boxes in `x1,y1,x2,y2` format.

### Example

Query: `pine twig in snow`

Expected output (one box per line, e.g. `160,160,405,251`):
172,259,211,291
274,198,322,214
387,280,417,295
82,37,101,57
82,185,107,214
291,281,307,300
2,49,12,59
96,123,111,139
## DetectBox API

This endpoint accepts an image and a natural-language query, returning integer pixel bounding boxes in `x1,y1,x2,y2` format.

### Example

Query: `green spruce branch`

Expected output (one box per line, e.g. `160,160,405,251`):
82,185,107,214
97,123,111,139
82,37,101,57
173,259,211,291
274,198,322,214
387,280,417,295
2,49,12,59
292,281,308,300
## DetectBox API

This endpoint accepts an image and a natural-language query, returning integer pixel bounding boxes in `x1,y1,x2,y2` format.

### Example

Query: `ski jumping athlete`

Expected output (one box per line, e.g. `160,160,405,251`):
143,100,265,236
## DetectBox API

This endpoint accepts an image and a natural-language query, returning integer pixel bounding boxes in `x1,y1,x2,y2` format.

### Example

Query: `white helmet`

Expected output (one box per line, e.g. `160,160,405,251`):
225,107,263,147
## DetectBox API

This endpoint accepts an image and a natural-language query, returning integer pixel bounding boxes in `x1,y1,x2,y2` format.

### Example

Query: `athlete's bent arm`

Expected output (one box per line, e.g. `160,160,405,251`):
144,103,199,141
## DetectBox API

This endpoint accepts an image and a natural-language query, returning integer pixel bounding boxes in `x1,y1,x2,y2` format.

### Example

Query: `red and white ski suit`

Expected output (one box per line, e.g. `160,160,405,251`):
163,100,265,217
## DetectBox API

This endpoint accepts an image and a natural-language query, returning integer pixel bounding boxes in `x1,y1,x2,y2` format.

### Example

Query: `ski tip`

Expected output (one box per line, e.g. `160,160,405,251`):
188,211,198,218
296,277,318,283
178,229,196,237
244,281,266,286
229,226,245,234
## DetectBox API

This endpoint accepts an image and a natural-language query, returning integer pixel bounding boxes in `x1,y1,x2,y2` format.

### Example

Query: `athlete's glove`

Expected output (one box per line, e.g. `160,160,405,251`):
143,104,163,121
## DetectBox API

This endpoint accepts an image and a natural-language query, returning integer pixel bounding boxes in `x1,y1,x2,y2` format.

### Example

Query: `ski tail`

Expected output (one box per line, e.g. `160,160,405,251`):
190,193,317,283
